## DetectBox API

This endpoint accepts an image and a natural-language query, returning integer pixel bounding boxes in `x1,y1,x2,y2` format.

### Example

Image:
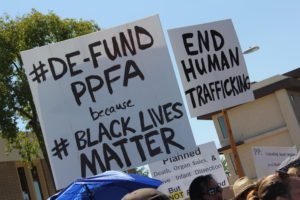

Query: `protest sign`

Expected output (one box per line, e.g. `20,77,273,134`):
252,146,297,178
168,19,254,117
149,142,229,200
21,15,196,189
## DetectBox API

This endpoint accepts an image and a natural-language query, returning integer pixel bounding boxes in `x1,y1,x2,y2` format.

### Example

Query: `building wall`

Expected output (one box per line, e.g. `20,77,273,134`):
0,137,56,200
276,90,300,146
0,159,56,200
212,88,300,183
0,161,23,200
223,129,292,184
213,93,286,147
288,90,300,124
41,159,56,196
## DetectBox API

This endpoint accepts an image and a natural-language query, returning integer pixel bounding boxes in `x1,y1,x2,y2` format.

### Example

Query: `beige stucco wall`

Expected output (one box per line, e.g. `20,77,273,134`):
213,93,286,147
276,90,300,146
288,90,300,124
224,130,292,184
212,87,300,183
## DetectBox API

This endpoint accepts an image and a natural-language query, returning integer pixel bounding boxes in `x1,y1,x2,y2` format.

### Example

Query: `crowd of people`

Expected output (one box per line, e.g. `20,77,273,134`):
120,154,300,200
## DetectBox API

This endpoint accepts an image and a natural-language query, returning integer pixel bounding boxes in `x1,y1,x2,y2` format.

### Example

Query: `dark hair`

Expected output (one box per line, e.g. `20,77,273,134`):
189,174,214,200
257,172,290,200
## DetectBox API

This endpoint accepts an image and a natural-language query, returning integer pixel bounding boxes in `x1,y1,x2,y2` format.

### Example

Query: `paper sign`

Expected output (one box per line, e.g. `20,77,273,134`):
149,142,229,200
252,146,297,178
168,19,254,117
21,15,196,189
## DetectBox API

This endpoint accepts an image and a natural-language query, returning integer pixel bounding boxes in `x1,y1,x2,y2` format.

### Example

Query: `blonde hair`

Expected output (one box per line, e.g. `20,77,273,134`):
287,167,300,177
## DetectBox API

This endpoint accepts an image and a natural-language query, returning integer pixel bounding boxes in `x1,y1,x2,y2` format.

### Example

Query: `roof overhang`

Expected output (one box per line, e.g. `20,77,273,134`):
197,68,300,120
217,141,244,154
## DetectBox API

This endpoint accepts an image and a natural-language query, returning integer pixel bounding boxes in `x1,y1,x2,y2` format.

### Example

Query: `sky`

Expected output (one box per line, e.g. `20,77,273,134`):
2,0,300,148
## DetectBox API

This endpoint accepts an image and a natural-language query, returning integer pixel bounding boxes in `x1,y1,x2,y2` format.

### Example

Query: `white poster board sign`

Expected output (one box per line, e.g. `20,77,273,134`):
149,142,229,200
168,19,254,117
21,15,196,189
252,146,297,178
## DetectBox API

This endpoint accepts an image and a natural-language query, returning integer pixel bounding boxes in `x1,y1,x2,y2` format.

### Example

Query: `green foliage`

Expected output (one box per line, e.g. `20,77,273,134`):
5,132,40,166
128,166,150,177
221,157,230,176
0,9,100,164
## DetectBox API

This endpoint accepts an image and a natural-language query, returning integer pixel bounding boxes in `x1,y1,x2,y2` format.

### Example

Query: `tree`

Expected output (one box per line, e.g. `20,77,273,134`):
0,9,100,166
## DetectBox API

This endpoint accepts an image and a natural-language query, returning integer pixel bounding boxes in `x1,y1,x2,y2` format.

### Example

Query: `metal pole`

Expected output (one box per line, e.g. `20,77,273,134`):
222,109,244,177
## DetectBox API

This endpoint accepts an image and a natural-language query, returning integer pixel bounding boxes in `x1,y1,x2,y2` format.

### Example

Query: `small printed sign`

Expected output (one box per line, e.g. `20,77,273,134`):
149,142,229,200
252,146,297,178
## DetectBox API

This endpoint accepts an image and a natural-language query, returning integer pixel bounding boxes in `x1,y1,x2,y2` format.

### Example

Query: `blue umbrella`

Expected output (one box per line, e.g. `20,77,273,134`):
48,170,162,200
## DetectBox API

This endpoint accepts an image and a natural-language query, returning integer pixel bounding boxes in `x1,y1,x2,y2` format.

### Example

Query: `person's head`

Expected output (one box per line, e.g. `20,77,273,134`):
233,176,256,200
246,188,257,200
121,188,169,200
189,174,223,200
257,172,300,200
287,167,300,177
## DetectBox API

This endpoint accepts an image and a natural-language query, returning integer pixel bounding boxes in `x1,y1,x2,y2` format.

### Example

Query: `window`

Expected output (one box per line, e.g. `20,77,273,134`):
229,153,237,175
17,167,31,200
217,116,228,138
31,166,44,200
